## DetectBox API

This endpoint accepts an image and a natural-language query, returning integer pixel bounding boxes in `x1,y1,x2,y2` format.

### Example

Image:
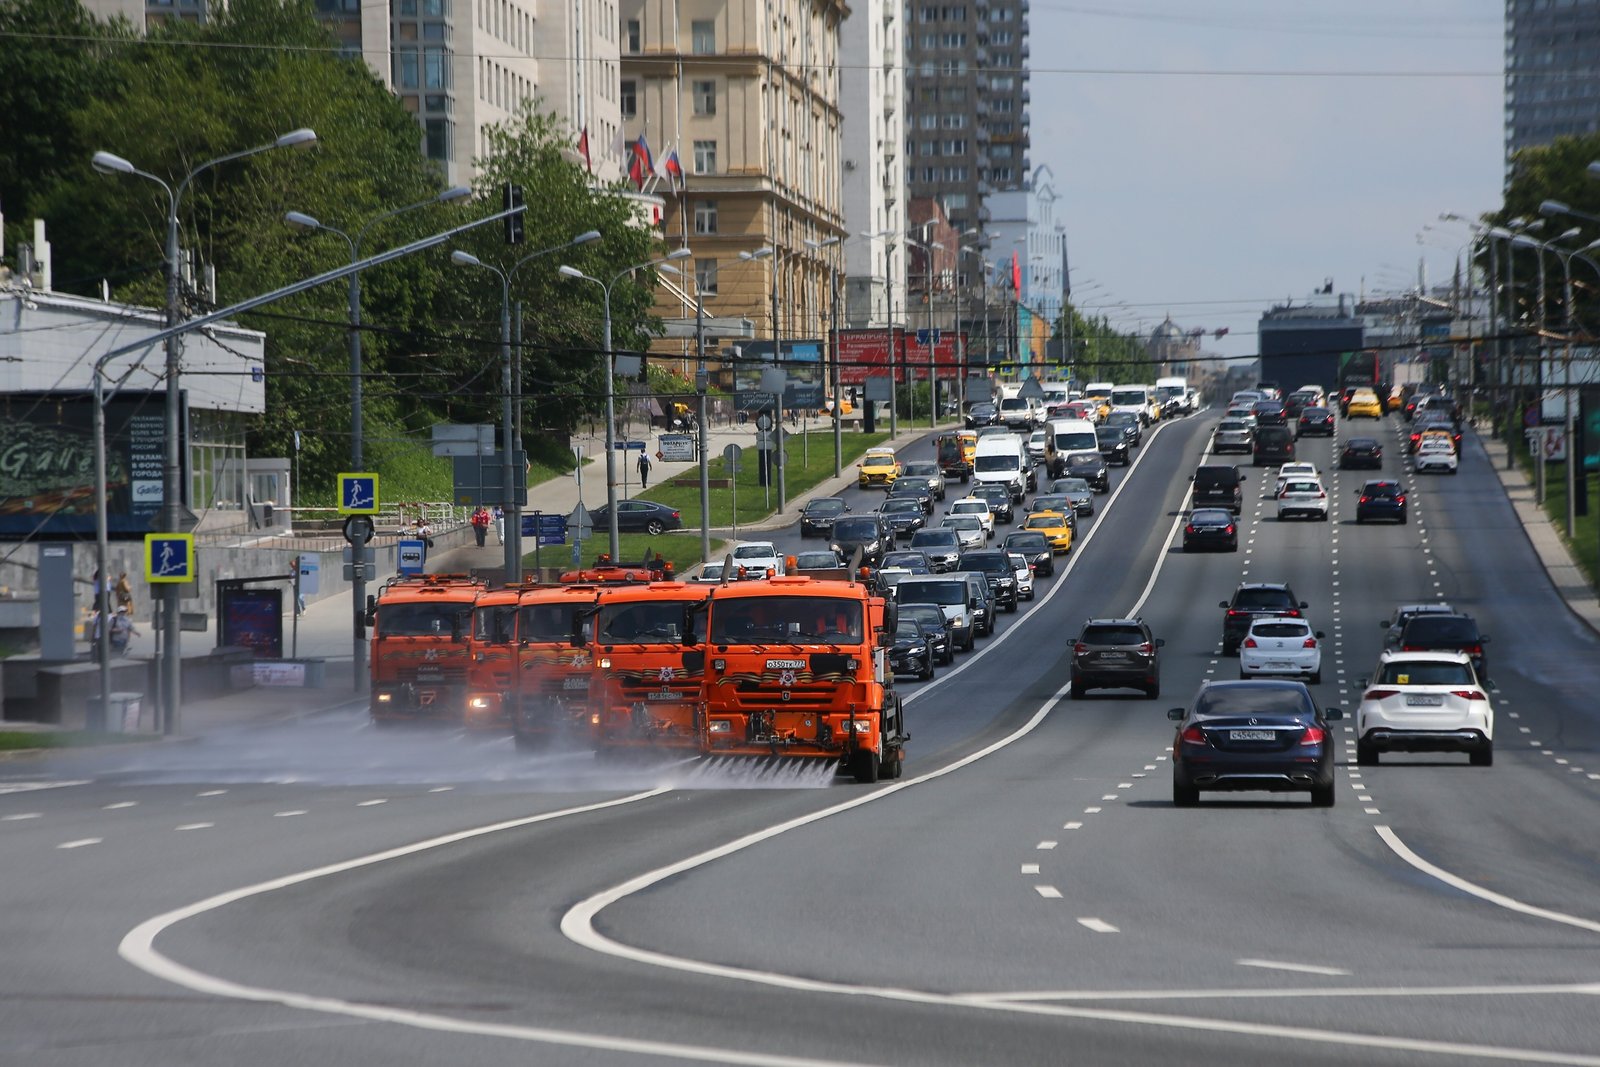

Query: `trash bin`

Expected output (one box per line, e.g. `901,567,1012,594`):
87,691,143,733
300,658,326,688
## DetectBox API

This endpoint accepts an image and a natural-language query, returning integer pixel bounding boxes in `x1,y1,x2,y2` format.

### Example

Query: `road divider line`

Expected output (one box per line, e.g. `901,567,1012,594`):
1375,825,1600,936
1236,959,1350,977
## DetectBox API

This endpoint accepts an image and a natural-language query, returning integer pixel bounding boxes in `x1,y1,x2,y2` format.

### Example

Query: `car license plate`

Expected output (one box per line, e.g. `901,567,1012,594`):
1230,730,1275,742
1266,661,1293,670
1100,651,1128,661
1405,694,1444,706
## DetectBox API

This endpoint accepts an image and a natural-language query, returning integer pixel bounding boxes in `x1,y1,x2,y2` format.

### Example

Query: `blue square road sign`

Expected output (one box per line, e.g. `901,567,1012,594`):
145,534,196,584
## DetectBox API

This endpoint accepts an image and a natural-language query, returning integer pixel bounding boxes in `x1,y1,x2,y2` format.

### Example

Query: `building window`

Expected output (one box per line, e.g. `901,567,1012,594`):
696,259,719,296
992,166,1012,182
396,48,419,88
943,139,967,154
939,32,965,47
691,19,715,53
693,79,717,115
990,75,1014,90
945,193,968,209
939,113,965,129
620,79,636,117
425,117,451,161
693,139,717,173
423,46,449,89
694,200,718,234
939,59,965,74
919,114,937,130
626,18,640,51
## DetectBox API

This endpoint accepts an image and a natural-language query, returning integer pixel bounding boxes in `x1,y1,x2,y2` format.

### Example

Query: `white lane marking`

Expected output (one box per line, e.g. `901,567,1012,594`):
0,780,91,795
356,799,388,807
1376,826,1600,936
1364,808,1381,815
1084,806,1102,814
1236,959,1351,977
1035,885,1063,899
1555,758,1569,766
1036,841,1057,850
973,981,1600,1004
103,801,138,810
2,812,42,821
57,838,101,849
427,786,454,793
1117,782,1133,788
176,823,213,831
1358,796,1373,803
1020,863,1040,875
274,811,307,818
1100,794,1119,801
197,790,227,797
1520,727,1532,733
1062,821,1083,830
1143,765,1156,771
1077,918,1119,933
122,790,858,1067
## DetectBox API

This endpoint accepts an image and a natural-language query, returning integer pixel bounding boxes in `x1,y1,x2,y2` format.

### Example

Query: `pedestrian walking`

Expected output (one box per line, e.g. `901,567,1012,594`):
114,571,134,616
471,505,491,547
492,506,505,544
109,607,138,656
636,452,652,489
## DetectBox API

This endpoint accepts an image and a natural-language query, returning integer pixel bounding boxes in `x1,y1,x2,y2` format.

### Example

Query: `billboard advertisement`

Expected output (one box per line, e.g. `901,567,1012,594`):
834,329,962,385
220,587,284,659
734,340,825,411
0,391,177,541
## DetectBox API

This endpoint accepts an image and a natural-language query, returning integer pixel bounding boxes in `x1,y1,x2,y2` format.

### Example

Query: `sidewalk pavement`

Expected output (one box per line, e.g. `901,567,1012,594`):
1479,428,1600,638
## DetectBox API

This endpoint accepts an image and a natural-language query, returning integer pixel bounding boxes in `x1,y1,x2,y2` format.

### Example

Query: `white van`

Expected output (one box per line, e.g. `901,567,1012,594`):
1110,383,1157,425
1155,376,1191,416
973,434,1031,502
1047,418,1099,477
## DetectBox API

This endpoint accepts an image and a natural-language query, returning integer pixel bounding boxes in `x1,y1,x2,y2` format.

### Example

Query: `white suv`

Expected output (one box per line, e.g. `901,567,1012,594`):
1356,651,1494,766
730,540,784,578
1276,477,1329,521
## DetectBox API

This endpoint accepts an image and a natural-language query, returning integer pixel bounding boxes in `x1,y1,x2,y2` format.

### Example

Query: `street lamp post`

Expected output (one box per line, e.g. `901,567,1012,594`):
453,231,603,581
558,249,694,560
284,184,470,688
91,128,317,733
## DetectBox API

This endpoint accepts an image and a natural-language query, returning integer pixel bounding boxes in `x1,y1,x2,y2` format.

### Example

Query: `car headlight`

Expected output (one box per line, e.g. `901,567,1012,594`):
910,644,927,655
955,615,969,627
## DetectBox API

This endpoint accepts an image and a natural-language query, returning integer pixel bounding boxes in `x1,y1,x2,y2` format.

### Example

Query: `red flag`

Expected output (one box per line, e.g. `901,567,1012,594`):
577,127,592,173
1011,251,1021,293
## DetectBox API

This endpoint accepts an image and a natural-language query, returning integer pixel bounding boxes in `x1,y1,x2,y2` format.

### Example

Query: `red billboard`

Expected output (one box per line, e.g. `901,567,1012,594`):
833,329,963,384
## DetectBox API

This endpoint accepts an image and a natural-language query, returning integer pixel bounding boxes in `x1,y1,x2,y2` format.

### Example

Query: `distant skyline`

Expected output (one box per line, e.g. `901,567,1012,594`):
1027,1,1505,366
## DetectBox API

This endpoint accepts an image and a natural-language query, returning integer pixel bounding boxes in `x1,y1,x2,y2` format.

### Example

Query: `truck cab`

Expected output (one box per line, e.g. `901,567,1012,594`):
587,581,712,754
702,575,907,782
368,574,488,723
503,583,607,750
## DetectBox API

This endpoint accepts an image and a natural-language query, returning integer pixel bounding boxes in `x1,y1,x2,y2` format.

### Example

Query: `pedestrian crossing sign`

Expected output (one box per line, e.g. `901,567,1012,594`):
144,533,196,584
337,473,380,515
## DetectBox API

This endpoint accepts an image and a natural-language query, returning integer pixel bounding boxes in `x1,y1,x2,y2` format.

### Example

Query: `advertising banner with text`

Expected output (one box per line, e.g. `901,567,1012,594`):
834,329,961,385
0,391,178,541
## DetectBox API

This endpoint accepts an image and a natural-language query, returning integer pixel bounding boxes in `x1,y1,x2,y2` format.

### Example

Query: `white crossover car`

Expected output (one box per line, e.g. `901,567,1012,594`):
1356,650,1494,765
1276,477,1329,521
1412,438,1459,475
947,497,996,538
1238,617,1324,683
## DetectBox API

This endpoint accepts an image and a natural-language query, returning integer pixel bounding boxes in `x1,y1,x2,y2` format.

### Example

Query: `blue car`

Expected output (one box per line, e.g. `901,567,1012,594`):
1168,681,1343,807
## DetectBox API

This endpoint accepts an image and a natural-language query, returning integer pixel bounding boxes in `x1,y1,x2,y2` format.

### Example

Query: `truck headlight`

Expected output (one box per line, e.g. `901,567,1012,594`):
599,657,612,669
469,696,491,710
708,719,733,733
851,720,874,733
375,692,392,703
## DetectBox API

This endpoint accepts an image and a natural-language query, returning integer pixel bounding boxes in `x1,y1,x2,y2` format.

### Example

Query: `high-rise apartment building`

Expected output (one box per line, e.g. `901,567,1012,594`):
619,0,847,350
1505,0,1600,167
80,0,624,185
838,0,907,328
903,0,1031,235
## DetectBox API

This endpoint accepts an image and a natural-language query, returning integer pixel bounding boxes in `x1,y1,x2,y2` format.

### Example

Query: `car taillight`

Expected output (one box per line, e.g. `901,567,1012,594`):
672,511,681,519
1303,637,1318,648
1180,725,1208,746
1364,688,1399,700
1139,642,1154,655
1225,525,1235,534
1317,490,1326,498
1227,610,1246,617
1185,525,1196,534
1243,637,1258,648
1074,642,1087,654
1359,496,1370,504
1449,689,1487,700
1464,645,1482,656
1299,726,1326,746
1286,609,1301,617
1401,645,1419,652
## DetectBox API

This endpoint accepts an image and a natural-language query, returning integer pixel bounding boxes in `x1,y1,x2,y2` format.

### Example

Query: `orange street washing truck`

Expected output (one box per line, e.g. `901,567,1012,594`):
936,431,977,483
367,574,488,723
500,582,611,750
701,574,907,782
583,580,712,755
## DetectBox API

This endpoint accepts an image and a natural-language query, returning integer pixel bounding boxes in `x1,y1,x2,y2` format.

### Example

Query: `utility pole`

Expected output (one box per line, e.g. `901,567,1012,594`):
696,293,711,563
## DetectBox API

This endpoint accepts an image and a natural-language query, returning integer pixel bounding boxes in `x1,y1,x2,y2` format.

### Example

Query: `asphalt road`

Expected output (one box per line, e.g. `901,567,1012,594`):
3,410,1599,1066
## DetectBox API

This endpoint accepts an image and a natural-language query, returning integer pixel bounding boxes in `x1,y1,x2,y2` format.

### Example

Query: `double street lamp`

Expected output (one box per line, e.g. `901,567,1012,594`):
558,248,694,560
90,129,317,732
283,185,471,686
451,230,603,581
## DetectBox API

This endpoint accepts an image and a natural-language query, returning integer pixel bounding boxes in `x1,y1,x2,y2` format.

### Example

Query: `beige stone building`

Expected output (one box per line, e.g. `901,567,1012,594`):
619,0,847,363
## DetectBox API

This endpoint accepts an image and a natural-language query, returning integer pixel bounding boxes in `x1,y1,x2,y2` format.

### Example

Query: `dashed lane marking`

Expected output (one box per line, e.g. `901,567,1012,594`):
274,811,307,818
1035,885,1063,899
1020,864,1040,875
1036,841,1058,850
197,790,227,797
1063,822,1083,830
176,823,213,831
103,801,138,810
57,838,101,849
1077,918,1120,933
1236,959,1351,977
3,813,42,821
357,799,388,807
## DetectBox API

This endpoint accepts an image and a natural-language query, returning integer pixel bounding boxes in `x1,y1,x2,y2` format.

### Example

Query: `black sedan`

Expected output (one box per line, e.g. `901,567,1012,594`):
1002,531,1055,577
1355,479,1407,524
881,550,933,575
830,515,890,566
1183,508,1238,552
899,603,954,664
888,618,937,680
878,497,928,539
1064,452,1110,493
1168,680,1343,807
1297,408,1336,437
966,402,999,429
971,483,1015,523
1095,425,1131,465
887,478,936,515
958,548,1020,612
1103,410,1143,446
588,499,682,535
799,496,849,538
1339,437,1384,470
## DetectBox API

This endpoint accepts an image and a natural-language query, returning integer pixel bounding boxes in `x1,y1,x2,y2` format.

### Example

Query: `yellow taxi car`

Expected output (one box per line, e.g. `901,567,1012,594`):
1346,389,1384,419
858,447,902,489
1022,509,1073,554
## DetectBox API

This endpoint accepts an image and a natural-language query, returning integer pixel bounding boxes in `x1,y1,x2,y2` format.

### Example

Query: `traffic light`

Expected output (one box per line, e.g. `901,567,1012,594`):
502,182,524,245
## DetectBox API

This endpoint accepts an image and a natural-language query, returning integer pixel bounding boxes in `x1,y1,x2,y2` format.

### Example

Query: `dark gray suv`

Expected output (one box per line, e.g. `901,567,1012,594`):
1071,618,1163,698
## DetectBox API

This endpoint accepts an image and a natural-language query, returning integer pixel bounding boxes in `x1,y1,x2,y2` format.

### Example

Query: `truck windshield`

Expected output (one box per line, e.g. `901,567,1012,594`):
517,602,588,643
473,605,519,643
975,455,1018,472
379,602,471,637
597,600,696,644
1111,389,1145,406
710,596,863,644
1054,431,1097,451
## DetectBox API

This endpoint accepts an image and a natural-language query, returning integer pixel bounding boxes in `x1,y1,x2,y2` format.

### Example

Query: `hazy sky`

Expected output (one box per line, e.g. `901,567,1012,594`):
1028,1,1505,363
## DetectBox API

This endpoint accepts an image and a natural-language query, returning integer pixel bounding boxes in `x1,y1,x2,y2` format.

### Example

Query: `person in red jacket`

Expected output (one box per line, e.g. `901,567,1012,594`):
470,506,490,547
